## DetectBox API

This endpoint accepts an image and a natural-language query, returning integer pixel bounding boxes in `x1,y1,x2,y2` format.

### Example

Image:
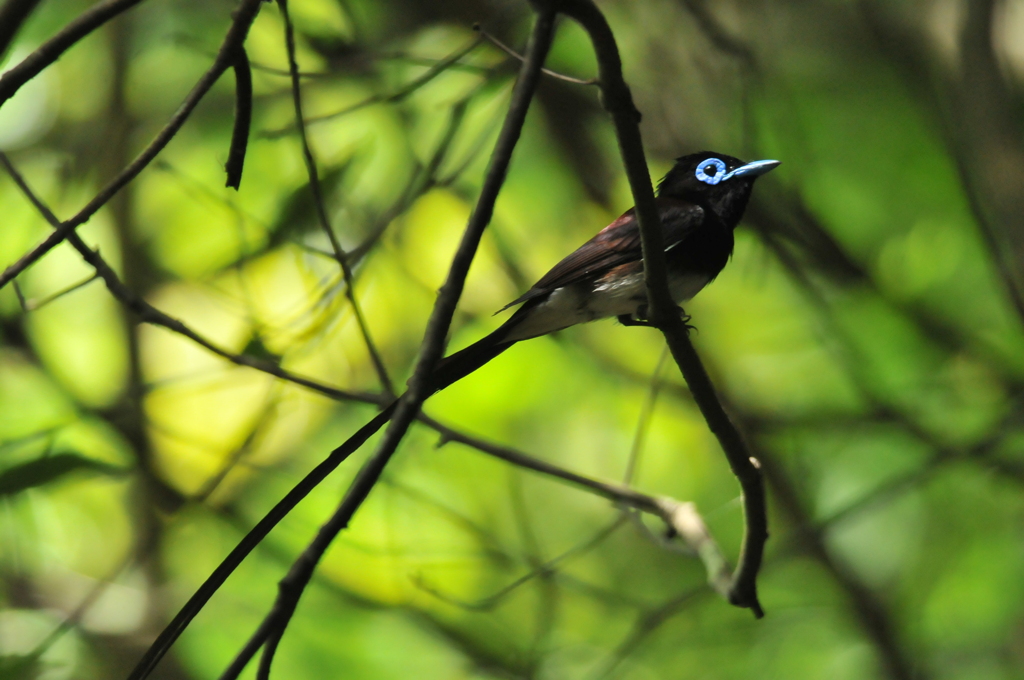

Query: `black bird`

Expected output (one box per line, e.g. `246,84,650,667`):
344,152,778,448
427,151,779,394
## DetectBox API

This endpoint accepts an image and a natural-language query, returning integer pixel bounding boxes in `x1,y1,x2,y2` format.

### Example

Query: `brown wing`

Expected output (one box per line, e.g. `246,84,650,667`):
500,197,704,310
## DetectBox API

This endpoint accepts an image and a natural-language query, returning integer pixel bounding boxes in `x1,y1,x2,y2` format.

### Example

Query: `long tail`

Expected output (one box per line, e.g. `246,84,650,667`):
425,325,517,395
346,311,526,447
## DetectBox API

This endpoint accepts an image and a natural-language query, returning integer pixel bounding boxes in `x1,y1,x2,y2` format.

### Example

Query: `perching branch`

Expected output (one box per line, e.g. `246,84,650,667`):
7,137,736,673
561,0,767,617
4,144,680,517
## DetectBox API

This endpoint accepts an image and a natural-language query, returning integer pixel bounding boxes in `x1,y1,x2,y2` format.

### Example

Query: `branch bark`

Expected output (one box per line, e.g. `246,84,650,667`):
0,0,147,107
0,0,265,291
561,0,767,617
216,6,560,678
0,0,42,60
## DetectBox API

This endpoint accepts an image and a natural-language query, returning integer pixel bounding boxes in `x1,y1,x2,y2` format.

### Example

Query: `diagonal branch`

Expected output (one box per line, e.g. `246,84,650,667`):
0,0,43,60
0,0,266,291
0,152,376,407
218,7,560,679
5,111,735,679
0,0,146,107
753,441,917,680
260,35,484,138
277,0,395,396
474,24,598,85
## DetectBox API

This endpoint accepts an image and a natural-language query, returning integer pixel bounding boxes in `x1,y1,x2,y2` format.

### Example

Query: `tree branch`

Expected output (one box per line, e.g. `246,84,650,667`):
0,0,43,60
0,151,376,408
0,0,266,291
474,23,597,85
5,142,740,651
754,442,916,680
0,0,147,107
560,0,767,617
217,7,560,678
224,46,253,190
276,0,395,396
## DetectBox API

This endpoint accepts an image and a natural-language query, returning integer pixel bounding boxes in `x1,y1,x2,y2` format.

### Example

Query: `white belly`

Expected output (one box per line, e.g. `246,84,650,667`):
503,272,710,342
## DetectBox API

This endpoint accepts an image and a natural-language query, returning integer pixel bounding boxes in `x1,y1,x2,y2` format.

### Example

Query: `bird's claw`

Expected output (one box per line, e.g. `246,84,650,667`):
617,313,656,328
618,307,697,333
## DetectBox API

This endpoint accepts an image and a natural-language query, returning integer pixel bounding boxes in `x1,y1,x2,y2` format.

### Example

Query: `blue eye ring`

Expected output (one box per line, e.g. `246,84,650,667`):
695,158,727,185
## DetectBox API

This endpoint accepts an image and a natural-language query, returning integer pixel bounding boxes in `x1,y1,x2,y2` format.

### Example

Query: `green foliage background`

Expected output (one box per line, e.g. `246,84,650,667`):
1,0,1023,678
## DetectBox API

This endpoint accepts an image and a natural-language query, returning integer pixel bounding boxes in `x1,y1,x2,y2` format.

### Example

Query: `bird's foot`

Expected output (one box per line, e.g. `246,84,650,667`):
617,313,656,328
618,307,696,333
680,311,697,334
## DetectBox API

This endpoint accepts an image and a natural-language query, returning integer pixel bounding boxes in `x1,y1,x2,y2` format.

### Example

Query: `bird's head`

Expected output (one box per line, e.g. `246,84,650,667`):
657,151,779,227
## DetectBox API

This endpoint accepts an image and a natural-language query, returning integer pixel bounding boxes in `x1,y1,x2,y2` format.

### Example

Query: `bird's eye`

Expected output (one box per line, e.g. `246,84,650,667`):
695,158,727,185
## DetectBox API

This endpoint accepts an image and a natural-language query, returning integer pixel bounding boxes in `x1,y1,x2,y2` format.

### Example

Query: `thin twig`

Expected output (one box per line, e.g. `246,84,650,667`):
0,152,377,408
754,443,917,680
624,347,669,485
0,0,146,107
4,137,735,680
430,409,736,587
420,413,661,515
17,273,100,311
225,46,253,190
0,0,266,291
595,587,707,679
221,9,560,679
23,557,134,664
561,0,767,618
415,516,626,611
346,97,470,265
677,0,757,66
247,57,483,79
11,279,26,309
260,36,485,138
191,387,281,504
278,0,394,396
474,24,598,85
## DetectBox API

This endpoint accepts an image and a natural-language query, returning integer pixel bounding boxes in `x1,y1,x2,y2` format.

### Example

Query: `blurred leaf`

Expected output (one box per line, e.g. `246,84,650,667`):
0,654,41,680
4,0,1024,678
241,333,281,363
0,452,127,497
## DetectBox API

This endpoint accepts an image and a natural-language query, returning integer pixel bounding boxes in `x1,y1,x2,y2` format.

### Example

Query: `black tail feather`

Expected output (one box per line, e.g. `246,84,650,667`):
363,314,523,441
426,328,516,395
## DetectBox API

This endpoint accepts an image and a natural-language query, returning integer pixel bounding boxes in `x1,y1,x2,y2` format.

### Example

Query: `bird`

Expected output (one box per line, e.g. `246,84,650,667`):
425,151,780,394
334,151,778,462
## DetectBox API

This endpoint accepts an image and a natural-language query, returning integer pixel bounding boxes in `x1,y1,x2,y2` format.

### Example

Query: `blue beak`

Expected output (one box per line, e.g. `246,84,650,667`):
723,159,781,181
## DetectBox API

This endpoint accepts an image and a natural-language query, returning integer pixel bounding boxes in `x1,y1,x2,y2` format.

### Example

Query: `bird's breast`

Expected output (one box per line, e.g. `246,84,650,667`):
500,246,717,343
592,270,710,308
503,271,712,343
